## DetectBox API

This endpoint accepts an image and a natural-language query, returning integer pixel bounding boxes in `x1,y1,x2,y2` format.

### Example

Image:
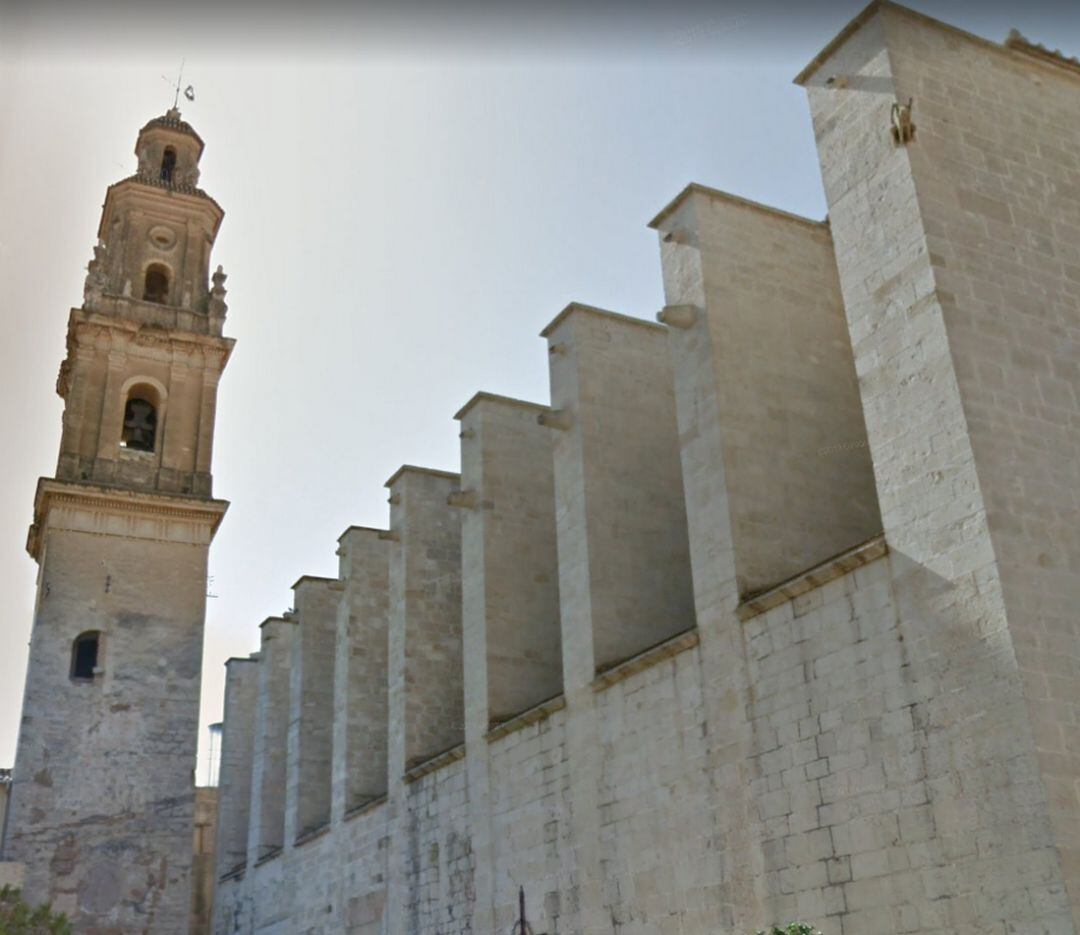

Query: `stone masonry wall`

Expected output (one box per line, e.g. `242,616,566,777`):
335,528,391,819
6,524,211,934
249,618,294,862
651,186,881,596
802,5,1079,932
542,304,695,678
456,392,561,726
881,13,1080,922
288,577,341,843
215,657,259,881
213,8,1078,935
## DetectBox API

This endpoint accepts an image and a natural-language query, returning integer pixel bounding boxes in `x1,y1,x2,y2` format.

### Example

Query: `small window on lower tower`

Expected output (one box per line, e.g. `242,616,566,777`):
71,632,100,680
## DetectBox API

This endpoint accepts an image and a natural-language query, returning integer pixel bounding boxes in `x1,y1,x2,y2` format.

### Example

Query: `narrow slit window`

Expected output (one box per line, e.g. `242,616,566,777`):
161,147,177,182
121,397,157,452
71,632,100,680
143,264,170,304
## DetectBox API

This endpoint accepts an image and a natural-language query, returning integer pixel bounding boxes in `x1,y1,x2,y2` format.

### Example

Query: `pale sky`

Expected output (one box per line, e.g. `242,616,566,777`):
1,1,1076,779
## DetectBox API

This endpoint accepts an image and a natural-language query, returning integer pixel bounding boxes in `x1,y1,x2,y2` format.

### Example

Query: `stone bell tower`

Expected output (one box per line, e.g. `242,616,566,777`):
1,108,233,933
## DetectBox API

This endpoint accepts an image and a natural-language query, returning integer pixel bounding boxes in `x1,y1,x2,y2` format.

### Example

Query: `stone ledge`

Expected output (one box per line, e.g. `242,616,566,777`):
540,301,664,339
648,182,826,233
1005,29,1080,75
403,743,466,784
486,694,566,742
454,391,548,421
384,464,460,489
344,794,388,822
591,628,700,692
27,477,230,559
737,534,888,621
218,861,246,884
253,846,282,868
294,822,331,848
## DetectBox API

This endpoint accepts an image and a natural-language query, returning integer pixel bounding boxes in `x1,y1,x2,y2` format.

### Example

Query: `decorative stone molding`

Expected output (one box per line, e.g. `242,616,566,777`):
403,743,466,784
27,478,229,560
486,694,566,742
591,628,699,691
736,534,888,621
344,795,388,823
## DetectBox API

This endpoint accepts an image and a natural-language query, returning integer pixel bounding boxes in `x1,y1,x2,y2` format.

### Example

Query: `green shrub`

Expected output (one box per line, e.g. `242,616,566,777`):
0,885,72,935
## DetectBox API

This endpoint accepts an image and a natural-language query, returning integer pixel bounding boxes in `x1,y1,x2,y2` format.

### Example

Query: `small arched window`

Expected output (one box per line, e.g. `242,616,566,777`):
71,632,101,680
143,264,170,304
160,147,177,182
121,396,158,452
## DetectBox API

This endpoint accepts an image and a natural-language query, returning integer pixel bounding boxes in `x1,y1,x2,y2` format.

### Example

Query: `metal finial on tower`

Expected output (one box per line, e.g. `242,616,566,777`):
162,59,196,112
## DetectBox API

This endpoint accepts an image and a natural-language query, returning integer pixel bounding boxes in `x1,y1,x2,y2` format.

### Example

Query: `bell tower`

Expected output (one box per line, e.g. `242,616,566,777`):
1,108,233,933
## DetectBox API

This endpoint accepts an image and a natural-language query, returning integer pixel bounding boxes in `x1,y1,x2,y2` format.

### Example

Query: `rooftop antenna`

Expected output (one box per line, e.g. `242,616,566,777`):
161,59,196,111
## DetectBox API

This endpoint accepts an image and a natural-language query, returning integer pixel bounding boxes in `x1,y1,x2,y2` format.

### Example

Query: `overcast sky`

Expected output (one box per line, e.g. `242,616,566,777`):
1,0,1076,779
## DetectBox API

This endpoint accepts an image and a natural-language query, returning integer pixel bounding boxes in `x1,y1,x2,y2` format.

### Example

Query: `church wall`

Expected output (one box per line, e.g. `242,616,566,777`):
286,826,341,933
247,617,294,864
216,551,941,935
456,392,561,729
334,528,391,820
212,8,1080,935
287,577,341,844
387,467,464,772
541,303,695,681
0,778,8,851
879,12,1080,922
801,6,1077,932
400,758,473,933
482,709,571,932
337,803,391,933
745,553,915,933
215,656,259,881
192,786,219,934
249,847,289,934
652,187,881,597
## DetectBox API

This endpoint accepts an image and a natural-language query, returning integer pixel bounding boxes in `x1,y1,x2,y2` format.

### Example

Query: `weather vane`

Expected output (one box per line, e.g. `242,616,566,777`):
162,59,195,110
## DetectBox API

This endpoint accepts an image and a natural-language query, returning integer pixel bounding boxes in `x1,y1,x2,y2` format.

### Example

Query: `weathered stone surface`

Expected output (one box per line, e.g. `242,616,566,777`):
129,9,1080,935
4,108,233,934
651,185,881,597
334,528,391,821
214,658,258,881
287,577,342,845
191,786,219,934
